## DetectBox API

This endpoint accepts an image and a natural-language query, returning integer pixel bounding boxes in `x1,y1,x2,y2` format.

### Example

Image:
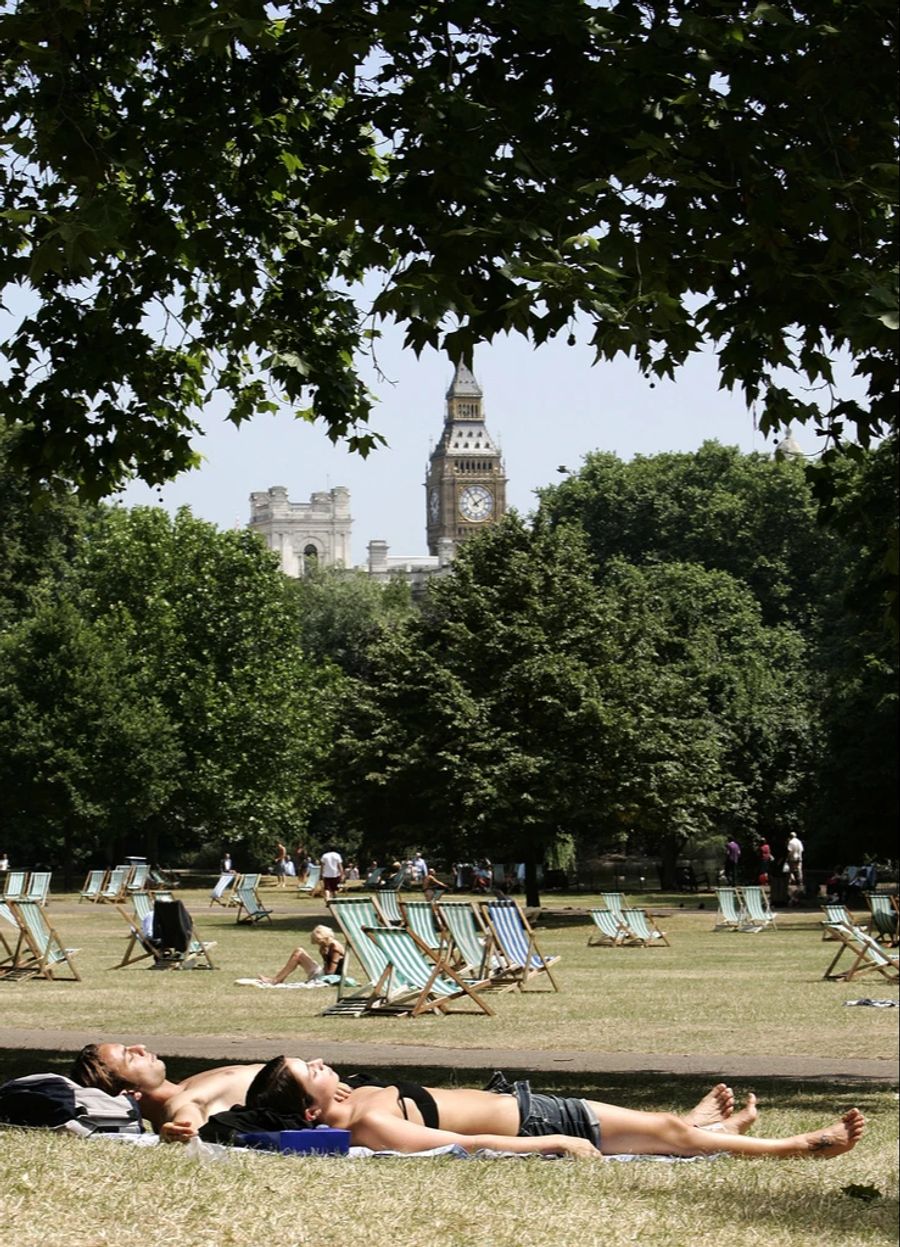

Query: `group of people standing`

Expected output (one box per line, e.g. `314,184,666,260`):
723,833,805,892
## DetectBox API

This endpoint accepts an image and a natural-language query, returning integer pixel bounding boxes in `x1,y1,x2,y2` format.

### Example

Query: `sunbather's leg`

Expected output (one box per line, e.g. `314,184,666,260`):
258,947,319,984
586,1102,864,1159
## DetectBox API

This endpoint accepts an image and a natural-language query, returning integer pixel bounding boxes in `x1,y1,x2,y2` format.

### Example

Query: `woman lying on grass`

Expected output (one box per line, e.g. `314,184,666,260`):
246,1057,865,1161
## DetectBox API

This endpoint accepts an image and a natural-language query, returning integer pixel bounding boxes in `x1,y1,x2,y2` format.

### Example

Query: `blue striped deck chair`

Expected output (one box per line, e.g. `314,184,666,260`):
24,871,52,906
375,890,404,926
620,909,670,947
362,925,495,1017
821,903,856,941
740,886,776,930
400,899,444,952
210,872,238,907
713,888,757,932
322,896,414,1015
587,908,634,946
434,899,518,990
126,863,151,893
98,866,131,904
234,875,273,924
822,922,899,983
481,899,560,991
4,900,80,981
2,869,27,902
79,869,107,903
297,863,322,894
865,894,899,946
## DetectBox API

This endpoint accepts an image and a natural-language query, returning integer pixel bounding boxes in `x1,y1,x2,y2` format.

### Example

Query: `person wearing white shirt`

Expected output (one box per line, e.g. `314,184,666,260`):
786,834,804,889
320,847,344,897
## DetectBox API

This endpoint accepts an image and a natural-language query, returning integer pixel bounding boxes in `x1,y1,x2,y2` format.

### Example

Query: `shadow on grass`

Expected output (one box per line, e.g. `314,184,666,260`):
0,1048,893,1117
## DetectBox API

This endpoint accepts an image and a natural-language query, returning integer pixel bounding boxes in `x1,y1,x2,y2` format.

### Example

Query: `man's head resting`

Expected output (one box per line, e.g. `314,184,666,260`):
247,1055,314,1117
69,1043,127,1095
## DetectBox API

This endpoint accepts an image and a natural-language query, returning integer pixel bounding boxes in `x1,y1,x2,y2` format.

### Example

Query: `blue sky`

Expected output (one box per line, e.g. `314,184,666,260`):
119,324,791,566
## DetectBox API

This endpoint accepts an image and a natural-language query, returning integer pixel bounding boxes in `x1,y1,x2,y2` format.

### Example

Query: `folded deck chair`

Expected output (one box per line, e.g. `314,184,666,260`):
24,871,52,906
822,922,900,983
321,896,415,1015
740,886,776,930
234,876,273,924
713,888,758,932
374,889,404,926
587,908,634,947
400,899,444,952
481,899,560,991
865,893,899,946
97,866,131,904
79,869,107,903
210,872,239,907
362,925,496,1017
3,900,80,981
297,863,322,894
620,908,670,947
2,869,27,902
821,903,857,940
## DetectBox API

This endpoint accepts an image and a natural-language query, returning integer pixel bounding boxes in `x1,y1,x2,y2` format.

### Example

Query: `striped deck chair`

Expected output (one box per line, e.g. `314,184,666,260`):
713,888,758,932
98,866,131,904
620,908,670,947
297,863,322,894
587,908,634,947
740,886,776,930
321,896,414,1015
210,872,239,907
362,925,495,1017
375,890,404,926
481,899,560,991
114,895,215,970
2,869,28,902
597,892,627,917
79,869,107,903
0,901,18,970
234,875,273,924
24,871,52,906
865,894,899,946
821,903,856,941
3,900,80,981
822,922,900,983
126,863,151,893
434,899,519,991
401,899,444,953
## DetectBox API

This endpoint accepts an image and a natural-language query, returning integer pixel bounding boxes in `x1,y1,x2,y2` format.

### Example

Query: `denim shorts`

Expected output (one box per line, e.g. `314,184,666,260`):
483,1071,601,1147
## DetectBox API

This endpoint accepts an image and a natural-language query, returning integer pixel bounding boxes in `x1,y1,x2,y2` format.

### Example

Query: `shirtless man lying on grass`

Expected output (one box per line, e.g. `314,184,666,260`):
70,1043,863,1160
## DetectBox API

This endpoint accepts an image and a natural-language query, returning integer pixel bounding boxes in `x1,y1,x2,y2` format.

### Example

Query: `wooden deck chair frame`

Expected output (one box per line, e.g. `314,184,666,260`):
434,899,518,990
79,869,107,903
620,908,670,947
400,898,445,953
822,923,899,983
113,898,216,970
480,899,560,991
865,893,899,946
713,888,758,932
587,908,634,947
321,896,415,1015
740,886,776,929
362,925,495,1017
97,866,132,904
5,900,81,981
234,877,273,924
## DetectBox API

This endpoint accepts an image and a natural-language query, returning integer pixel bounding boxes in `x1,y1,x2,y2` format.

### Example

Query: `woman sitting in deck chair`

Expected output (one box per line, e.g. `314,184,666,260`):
246,1057,864,1162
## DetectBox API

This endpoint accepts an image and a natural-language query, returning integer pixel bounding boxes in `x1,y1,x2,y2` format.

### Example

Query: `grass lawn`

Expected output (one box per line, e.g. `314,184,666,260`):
1,889,897,1247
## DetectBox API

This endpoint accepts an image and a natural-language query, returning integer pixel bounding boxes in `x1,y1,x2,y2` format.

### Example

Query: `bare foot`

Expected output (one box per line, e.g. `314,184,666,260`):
683,1083,735,1129
802,1109,865,1159
257,974,275,984
715,1093,758,1136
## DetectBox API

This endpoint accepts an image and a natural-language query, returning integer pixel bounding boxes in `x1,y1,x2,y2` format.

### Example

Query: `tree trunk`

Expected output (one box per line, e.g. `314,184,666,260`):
524,857,541,909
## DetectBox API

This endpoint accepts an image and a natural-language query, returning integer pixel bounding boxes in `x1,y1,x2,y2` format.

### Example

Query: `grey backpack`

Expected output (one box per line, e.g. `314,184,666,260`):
0,1073,143,1135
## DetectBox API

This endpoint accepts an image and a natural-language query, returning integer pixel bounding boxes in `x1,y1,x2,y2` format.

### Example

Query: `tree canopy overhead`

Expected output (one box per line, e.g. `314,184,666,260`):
1,1,896,497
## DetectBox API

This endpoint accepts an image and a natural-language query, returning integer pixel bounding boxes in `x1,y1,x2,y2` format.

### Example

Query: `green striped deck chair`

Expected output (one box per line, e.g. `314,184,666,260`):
713,888,758,932
2,869,27,902
620,909,670,947
820,903,855,941
24,871,51,906
865,894,899,946
5,900,80,981
210,872,239,906
297,863,322,893
322,896,414,1015
362,925,495,1017
434,899,518,990
598,892,627,917
375,890,404,926
587,908,633,946
822,923,900,983
400,899,444,952
79,869,107,903
234,876,273,924
740,886,776,930
481,899,560,991
126,863,151,893
0,901,17,970
98,866,131,904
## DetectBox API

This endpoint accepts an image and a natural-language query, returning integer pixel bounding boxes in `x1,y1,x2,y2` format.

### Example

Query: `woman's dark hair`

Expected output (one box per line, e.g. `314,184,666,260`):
70,1043,126,1095
246,1056,314,1115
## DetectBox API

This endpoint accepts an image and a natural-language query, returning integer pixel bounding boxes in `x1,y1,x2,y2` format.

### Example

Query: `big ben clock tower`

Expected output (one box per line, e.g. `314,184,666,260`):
425,361,507,555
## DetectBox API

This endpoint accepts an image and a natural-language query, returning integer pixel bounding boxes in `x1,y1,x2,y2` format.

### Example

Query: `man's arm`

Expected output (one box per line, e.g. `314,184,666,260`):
158,1098,207,1143
352,1110,601,1158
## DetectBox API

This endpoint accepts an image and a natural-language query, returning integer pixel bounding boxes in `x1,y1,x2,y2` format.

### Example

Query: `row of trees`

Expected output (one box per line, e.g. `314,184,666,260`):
2,432,895,895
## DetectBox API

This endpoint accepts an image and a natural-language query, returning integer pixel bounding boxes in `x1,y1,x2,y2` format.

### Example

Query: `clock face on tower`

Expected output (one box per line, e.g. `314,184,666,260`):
458,484,494,522
428,488,440,522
